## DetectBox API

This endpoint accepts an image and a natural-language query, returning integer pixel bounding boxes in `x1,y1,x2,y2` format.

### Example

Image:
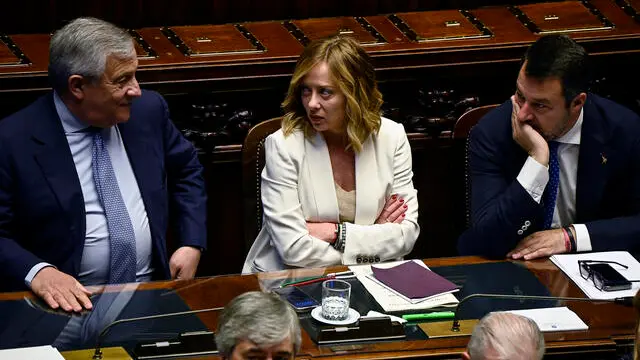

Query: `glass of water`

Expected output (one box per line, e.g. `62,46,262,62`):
321,279,351,321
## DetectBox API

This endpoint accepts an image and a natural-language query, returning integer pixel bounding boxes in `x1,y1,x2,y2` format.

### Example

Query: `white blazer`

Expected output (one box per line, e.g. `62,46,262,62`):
242,117,420,273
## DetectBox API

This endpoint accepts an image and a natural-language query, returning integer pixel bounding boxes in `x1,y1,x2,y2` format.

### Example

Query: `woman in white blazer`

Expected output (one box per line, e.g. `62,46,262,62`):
243,35,419,273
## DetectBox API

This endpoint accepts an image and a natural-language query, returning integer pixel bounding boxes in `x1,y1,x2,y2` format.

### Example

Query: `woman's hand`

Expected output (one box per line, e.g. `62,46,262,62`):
307,222,338,243
375,194,407,224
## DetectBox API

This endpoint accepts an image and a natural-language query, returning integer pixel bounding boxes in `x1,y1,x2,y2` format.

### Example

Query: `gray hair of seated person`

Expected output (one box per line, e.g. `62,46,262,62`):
48,17,135,94
467,312,545,360
215,291,302,357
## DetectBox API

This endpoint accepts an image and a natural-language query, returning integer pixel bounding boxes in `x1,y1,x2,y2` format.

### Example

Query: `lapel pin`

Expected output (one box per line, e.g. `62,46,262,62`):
601,153,607,165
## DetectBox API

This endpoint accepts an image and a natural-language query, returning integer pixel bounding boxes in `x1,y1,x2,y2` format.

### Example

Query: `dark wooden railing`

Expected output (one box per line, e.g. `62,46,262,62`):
1,0,640,276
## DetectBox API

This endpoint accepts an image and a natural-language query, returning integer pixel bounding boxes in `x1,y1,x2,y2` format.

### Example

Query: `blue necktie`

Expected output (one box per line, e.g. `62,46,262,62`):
92,130,137,284
542,141,560,229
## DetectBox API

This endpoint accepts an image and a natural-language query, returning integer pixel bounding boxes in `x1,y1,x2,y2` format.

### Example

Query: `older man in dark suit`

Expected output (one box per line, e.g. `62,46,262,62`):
458,34,640,259
0,17,207,311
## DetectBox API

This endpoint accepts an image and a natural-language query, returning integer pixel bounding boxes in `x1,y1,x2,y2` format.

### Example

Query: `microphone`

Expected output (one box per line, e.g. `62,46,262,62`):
420,293,632,338
92,306,224,359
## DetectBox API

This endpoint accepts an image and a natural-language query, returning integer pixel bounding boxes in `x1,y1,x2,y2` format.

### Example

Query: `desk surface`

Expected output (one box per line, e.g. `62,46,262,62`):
0,256,635,359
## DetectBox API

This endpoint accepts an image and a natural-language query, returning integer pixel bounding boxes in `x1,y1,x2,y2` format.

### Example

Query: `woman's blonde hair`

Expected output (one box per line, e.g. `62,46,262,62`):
281,35,383,152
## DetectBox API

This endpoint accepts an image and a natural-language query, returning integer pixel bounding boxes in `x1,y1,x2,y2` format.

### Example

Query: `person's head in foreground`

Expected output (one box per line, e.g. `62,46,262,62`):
281,34,383,152
514,34,589,141
216,291,301,360
49,16,141,128
462,312,545,360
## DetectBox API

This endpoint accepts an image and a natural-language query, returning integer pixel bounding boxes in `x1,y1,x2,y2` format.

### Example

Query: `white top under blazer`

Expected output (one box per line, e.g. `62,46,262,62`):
242,117,420,273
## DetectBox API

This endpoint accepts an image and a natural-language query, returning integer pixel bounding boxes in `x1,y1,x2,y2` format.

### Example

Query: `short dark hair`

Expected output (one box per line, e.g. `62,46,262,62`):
521,35,590,106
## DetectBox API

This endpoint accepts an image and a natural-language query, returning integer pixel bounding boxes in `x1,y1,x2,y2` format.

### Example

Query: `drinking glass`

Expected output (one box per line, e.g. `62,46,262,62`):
321,279,351,321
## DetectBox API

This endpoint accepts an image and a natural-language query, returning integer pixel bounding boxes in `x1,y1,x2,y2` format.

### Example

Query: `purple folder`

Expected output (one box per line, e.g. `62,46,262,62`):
371,261,458,299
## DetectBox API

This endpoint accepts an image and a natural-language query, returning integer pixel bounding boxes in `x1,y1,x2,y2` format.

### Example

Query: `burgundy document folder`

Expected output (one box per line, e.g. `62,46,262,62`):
372,261,458,299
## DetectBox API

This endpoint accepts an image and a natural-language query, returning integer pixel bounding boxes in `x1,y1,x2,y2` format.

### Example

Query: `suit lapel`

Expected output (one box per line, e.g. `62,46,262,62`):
31,95,85,234
355,134,380,224
304,133,340,221
117,122,162,234
118,123,155,198
576,98,611,221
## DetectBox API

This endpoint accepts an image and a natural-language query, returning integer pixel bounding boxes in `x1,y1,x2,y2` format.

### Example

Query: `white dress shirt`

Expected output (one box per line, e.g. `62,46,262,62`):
516,109,592,251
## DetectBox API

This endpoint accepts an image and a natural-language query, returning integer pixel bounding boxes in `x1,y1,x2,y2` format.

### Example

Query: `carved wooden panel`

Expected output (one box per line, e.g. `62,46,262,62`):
615,0,640,23
0,35,29,67
511,1,614,34
162,24,265,57
129,30,157,60
284,17,386,46
388,10,492,42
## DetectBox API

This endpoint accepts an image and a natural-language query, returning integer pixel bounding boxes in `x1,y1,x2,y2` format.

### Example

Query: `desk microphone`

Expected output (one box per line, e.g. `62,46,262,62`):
92,306,224,359
420,293,632,338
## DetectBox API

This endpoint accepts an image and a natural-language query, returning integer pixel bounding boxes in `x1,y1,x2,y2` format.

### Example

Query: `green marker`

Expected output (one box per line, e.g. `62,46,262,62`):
279,276,322,288
402,311,455,321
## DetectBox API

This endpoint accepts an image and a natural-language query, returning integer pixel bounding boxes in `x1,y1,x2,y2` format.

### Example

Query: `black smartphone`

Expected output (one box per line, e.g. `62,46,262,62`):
273,286,319,312
589,263,632,291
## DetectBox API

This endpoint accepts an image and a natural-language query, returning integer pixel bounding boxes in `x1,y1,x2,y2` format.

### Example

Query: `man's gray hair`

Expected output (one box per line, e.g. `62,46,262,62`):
48,17,135,94
215,291,301,357
467,312,545,360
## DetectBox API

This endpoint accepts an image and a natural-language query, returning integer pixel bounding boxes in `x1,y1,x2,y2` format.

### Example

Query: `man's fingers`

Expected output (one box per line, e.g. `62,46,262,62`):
523,247,552,260
61,289,83,312
169,259,178,279
181,267,195,280
42,292,59,310
173,263,182,280
77,283,92,296
510,241,538,259
510,240,532,256
52,292,74,312
74,290,93,310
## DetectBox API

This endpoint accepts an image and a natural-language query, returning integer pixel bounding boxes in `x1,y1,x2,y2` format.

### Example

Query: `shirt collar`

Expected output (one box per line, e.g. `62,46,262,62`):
53,91,92,133
555,107,583,145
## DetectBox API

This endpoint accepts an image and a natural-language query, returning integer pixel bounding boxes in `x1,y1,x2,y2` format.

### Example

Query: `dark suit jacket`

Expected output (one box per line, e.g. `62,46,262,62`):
458,94,640,257
0,90,207,291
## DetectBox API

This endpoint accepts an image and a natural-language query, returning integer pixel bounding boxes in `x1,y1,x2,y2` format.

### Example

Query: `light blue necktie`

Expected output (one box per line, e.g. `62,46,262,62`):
542,141,560,229
92,130,137,284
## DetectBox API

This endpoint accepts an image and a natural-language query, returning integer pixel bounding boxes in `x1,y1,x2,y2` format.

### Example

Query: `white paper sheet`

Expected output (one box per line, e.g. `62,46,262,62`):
349,260,459,312
505,306,588,332
550,251,640,299
0,345,65,360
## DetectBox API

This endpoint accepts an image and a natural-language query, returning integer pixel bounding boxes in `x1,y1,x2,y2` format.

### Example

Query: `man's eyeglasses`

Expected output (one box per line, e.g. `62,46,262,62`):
578,260,628,291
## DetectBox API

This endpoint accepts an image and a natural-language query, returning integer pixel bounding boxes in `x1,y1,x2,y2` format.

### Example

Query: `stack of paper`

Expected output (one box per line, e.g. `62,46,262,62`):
505,307,588,332
550,251,640,299
0,346,64,360
349,260,459,312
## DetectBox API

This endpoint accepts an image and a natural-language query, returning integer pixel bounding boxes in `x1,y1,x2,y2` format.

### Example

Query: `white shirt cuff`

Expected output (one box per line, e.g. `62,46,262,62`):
572,224,592,252
516,156,549,203
25,262,55,288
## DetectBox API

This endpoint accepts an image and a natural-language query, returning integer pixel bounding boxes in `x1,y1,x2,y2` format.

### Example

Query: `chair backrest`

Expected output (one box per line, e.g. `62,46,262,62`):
241,117,283,254
453,104,499,228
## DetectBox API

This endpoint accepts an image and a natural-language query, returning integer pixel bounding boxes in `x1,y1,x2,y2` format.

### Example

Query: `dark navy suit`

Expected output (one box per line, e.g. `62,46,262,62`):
0,90,207,291
458,94,640,257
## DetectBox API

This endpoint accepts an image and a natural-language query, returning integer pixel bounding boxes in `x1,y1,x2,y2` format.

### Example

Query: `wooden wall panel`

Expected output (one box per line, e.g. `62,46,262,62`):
0,0,538,34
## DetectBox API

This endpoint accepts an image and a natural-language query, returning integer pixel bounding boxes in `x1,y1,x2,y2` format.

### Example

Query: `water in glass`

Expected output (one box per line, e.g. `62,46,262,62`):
322,296,349,320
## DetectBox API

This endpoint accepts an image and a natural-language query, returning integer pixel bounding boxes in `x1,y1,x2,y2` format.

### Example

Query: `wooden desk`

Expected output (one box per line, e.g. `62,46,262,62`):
0,256,635,359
